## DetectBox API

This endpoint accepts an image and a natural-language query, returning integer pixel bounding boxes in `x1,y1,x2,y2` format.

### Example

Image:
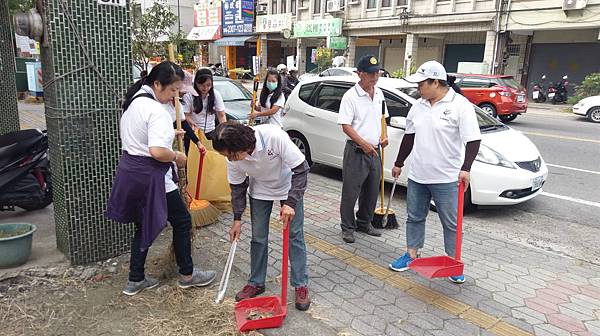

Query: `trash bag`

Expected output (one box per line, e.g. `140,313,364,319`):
187,131,231,205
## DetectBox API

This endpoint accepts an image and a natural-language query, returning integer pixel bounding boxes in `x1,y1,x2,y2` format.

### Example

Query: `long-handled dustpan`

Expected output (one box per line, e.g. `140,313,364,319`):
235,219,289,331
409,182,465,278
215,240,237,304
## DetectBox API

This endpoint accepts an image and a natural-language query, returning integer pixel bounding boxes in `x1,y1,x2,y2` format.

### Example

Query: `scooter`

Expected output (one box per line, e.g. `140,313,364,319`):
531,75,547,103
552,75,569,104
0,129,53,211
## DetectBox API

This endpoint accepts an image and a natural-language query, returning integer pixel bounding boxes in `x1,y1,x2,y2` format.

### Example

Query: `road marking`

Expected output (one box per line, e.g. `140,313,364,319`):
541,192,600,208
523,131,600,144
546,163,600,176
269,220,534,336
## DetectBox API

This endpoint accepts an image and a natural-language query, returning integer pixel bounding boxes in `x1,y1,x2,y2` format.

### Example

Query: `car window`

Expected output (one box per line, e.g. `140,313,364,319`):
314,84,351,112
298,82,317,103
382,90,411,118
329,69,348,76
497,77,521,90
213,80,252,101
459,78,491,88
397,87,420,100
320,70,332,76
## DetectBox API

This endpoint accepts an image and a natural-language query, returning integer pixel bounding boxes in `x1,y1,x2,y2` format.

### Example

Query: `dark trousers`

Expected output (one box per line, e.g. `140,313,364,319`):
340,141,382,233
129,190,194,281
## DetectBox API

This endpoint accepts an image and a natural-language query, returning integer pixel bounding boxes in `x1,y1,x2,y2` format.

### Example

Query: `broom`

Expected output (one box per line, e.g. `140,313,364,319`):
189,150,221,227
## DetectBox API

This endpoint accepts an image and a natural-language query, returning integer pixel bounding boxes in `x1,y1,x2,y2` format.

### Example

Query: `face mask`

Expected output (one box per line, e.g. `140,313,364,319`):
266,82,278,91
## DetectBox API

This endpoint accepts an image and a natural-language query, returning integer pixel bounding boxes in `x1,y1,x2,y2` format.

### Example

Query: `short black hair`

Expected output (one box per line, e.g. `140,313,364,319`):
213,121,256,154
426,78,449,87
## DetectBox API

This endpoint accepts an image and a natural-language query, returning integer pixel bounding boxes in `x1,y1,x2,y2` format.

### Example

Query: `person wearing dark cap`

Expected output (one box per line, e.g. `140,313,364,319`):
337,55,389,244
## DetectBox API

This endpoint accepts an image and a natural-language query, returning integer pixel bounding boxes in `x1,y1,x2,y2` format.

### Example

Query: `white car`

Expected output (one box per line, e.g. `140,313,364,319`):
283,76,549,209
572,95,600,123
299,67,358,82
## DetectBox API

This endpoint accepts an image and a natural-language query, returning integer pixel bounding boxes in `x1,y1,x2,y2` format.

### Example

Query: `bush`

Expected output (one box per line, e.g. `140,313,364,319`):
568,73,600,104
391,62,417,79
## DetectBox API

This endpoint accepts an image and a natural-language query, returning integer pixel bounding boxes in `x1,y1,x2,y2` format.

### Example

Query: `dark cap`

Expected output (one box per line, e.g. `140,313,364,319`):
356,55,381,73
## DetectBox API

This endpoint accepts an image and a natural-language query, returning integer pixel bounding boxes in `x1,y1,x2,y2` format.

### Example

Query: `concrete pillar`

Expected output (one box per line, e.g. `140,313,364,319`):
0,1,20,134
483,30,496,74
259,34,268,74
41,0,134,264
404,33,418,75
347,36,357,67
297,38,306,74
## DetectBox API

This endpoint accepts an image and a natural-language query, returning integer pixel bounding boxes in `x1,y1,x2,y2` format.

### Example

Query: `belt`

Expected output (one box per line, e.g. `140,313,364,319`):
347,140,381,150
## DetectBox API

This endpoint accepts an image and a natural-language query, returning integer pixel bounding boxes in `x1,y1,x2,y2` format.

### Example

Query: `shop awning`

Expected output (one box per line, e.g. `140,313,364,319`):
186,25,221,41
214,36,255,47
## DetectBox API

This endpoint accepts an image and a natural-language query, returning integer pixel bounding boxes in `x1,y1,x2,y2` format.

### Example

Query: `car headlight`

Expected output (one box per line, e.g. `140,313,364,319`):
475,144,517,169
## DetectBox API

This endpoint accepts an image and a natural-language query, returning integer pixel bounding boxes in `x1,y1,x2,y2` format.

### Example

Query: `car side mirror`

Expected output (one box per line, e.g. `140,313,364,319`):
390,116,407,130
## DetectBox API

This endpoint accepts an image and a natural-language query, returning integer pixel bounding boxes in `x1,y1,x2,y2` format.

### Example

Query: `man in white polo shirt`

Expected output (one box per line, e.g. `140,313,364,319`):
388,61,481,284
337,55,389,244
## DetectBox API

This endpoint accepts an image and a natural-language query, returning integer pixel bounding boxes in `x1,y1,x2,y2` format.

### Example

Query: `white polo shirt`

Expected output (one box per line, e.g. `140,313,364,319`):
406,88,481,184
182,90,226,133
227,124,305,201
120,85,178,193
337,83,389,146
258,92,286,127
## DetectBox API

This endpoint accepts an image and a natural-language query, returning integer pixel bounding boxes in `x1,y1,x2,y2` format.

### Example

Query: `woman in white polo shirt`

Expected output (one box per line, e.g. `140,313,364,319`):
212,121,311,311
106,61,216,296
183,68,227,141
249,68,286,127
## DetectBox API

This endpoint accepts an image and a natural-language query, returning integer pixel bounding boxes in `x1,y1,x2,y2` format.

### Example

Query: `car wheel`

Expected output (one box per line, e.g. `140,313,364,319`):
480,103,497,118
429,186,476,213
499,114,518,123
588,107,600,123
288,131,313,166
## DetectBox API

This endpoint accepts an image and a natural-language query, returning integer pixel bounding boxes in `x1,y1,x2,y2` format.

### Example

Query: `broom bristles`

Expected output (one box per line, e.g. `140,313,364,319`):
189,199,221,228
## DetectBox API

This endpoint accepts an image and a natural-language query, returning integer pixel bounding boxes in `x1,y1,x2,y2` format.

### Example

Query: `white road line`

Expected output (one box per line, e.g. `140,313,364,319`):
541,192,600,208
546,163,600,176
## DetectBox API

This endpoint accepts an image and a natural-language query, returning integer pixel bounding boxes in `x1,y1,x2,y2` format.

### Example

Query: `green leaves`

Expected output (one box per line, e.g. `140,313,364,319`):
131,0,177,72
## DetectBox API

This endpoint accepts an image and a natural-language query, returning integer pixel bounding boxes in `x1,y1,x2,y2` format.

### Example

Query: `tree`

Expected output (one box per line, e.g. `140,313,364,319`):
568,73,600,104
315,47,333,73
8,0,33,16
168,32,197,70
131,0,177,72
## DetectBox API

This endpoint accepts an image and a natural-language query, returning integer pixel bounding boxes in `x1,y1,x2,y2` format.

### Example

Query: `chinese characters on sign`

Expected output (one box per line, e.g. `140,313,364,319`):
256,13,292,33
194,0,222,27
222,0,254,36
293,18,342,38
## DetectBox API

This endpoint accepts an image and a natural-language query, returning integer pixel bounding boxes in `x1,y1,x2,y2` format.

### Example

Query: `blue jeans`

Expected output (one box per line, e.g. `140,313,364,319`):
249,197,309,288
406,179,459,258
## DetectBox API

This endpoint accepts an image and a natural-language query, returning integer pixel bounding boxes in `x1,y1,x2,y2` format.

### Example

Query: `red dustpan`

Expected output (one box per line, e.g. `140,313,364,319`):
409,182,465,278
235,220,289,332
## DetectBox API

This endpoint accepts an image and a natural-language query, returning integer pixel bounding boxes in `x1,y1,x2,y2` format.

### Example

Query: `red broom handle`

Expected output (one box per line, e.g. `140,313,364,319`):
455,182,465,261
281,219,289,311
195,151,205,200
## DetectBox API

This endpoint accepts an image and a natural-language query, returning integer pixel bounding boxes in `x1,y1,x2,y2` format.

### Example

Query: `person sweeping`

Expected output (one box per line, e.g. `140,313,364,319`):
106,61,216,296
212,121,311,311
387,61,481,284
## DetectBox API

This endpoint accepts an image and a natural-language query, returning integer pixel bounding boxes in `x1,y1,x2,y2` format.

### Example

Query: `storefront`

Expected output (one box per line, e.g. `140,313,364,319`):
293,18,343,73
217,0,255,72
190,0,223,67
256,13,295,68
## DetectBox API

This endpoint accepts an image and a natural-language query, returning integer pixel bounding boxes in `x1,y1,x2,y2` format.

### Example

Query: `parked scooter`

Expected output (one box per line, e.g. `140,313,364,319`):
0,129,53,211
548,75,569,104
531,75,547,103
211,63,229,77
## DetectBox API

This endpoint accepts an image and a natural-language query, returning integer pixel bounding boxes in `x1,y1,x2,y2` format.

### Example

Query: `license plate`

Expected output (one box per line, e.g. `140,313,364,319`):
532,92,539,99
531,176,543,191
548,92,556,98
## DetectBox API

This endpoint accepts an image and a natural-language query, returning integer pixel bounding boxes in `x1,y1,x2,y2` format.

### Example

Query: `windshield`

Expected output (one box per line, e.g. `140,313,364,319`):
397,87,420,100
496,77,521,90
214,80,252,102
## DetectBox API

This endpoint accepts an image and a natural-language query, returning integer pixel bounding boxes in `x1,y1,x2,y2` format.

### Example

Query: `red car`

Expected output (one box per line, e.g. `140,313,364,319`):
452,74,528,122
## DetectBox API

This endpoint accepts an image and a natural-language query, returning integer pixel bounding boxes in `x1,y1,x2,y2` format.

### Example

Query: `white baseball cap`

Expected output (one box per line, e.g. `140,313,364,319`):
405,61,447,83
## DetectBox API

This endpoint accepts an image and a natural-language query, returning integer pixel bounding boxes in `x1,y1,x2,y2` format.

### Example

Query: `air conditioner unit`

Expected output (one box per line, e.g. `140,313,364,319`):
562,0,586,10
256,4,268,15
327,0,342,12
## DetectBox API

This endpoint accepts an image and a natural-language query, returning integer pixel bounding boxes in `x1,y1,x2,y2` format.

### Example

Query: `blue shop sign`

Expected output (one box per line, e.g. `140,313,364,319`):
222,0,254,36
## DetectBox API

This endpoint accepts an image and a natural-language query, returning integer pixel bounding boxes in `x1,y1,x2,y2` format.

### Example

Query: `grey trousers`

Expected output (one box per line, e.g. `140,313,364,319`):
340,141,382,233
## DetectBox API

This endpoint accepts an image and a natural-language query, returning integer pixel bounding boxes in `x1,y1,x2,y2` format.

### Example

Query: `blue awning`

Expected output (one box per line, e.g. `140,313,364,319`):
214,36,255,47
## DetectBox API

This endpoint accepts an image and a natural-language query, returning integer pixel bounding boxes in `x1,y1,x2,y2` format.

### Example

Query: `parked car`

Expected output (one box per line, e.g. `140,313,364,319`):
451,74,528,123
212,77,257,124
283,76,548,209
299,67,358,81
572,95,600,123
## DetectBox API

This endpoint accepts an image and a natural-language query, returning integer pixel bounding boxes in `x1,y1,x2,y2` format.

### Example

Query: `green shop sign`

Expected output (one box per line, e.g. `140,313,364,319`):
327,36,347,50
293,18,342,38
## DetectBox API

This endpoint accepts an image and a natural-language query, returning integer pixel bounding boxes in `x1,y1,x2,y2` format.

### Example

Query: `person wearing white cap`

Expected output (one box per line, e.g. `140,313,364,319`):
283,66,299,99
388,60,481,284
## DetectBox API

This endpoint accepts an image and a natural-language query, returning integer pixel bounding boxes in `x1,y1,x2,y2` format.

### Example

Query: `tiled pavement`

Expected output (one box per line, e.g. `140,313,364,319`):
18,103,600,335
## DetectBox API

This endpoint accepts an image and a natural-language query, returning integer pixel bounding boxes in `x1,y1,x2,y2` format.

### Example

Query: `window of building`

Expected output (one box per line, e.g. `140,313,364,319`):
382,0,391,7
281,0,287,12
314,0,321,13
291,0,297,12
367,0,376,8
272,0,278,13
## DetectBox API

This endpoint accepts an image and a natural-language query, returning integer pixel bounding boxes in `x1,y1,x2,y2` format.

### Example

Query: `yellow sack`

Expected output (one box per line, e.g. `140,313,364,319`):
187,131,231,204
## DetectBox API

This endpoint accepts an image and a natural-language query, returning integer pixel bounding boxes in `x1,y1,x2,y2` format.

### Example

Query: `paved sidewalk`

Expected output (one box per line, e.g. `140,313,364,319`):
205,166,600,336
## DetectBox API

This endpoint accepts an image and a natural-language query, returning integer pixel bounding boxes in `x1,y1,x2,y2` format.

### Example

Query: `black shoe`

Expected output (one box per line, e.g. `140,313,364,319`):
342,231,355,243
357,226,382,237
